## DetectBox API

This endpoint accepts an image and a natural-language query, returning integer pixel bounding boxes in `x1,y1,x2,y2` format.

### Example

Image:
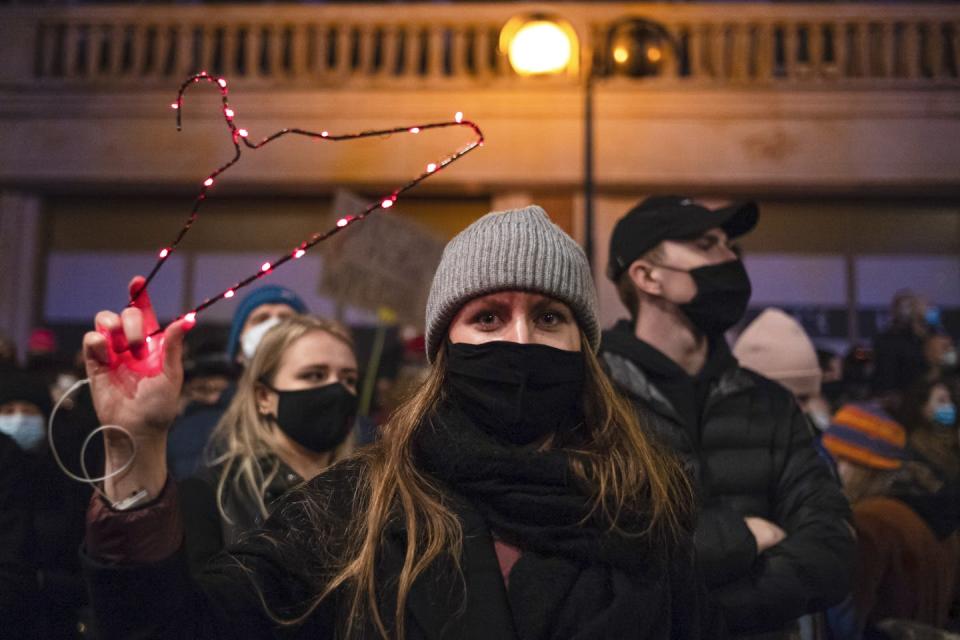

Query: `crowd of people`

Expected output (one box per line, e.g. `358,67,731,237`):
0,197,957,639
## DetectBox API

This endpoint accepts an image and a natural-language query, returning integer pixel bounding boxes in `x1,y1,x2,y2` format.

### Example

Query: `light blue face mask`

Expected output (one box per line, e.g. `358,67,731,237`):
932,403,957,428
0,413,46,451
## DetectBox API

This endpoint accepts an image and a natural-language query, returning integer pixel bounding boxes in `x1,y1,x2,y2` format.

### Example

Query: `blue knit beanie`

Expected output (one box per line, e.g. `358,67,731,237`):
226,285,309,361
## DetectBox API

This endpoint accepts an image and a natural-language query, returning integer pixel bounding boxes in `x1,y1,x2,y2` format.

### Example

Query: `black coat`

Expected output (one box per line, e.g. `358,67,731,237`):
0,433,38,638
1,432,91,639
85,458,719,640
871,326,929,395
601,332,855,634
178,456,302,574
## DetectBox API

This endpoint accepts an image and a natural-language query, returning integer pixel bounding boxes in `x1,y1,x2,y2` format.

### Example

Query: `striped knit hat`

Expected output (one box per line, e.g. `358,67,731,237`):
424,205,599,363
822,403,907,470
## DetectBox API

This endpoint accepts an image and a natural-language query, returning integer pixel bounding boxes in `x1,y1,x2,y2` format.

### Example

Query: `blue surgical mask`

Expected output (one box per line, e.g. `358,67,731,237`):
932,403,957,428
0,413,46,451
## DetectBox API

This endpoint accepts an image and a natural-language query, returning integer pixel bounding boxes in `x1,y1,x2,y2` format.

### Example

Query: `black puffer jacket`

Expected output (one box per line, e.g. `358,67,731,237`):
601,326,855,635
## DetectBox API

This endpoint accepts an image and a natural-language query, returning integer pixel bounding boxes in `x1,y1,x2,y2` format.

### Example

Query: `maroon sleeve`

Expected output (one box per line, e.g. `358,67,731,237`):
85,476,184,565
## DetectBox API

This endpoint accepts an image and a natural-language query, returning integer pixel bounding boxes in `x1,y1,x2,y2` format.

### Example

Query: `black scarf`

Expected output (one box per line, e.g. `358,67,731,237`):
414,404,697,640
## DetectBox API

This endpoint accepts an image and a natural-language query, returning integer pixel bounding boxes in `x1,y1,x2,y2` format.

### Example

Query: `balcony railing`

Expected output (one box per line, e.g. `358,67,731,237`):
1,3,958,88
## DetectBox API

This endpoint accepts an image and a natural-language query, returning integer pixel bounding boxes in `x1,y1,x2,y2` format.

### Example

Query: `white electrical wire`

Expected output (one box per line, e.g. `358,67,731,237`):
47,377,138,502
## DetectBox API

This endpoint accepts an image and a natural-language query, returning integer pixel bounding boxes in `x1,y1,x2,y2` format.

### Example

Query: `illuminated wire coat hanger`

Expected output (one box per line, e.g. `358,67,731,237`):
133,72,484,336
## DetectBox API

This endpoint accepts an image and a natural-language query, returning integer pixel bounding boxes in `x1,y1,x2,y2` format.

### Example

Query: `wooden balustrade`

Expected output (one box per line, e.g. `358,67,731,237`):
1,4,957,88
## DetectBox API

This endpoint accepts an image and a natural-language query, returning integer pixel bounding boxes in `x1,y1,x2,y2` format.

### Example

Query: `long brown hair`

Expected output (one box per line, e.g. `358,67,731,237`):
208,315,356,522
276,332,693,639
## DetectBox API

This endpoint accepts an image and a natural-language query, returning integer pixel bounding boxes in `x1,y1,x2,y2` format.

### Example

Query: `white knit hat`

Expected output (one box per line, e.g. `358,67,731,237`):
733,308,822,398
424,205,599,363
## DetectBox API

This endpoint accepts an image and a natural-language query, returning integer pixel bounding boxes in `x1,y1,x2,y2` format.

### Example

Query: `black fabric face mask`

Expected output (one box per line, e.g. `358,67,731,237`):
263,382,358,454
445,341,586,446
656,259,752,335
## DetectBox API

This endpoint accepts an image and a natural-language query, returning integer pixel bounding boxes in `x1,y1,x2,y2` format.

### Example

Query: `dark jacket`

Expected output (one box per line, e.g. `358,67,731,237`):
1,432,92,639
84,458,718,640
179,456,303,574
167,384,236,480
871,326,928,395
0,433,39,638
601,325,855,634
827,496,960,639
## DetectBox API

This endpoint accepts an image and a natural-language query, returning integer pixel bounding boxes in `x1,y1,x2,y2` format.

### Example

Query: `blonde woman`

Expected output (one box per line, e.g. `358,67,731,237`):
81,206,716,639
179,315,358,572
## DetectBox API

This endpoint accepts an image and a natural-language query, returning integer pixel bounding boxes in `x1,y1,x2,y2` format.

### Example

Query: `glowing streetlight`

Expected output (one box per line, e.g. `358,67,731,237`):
507,21,572,75
501,16,578,77
500,14,672,266
607,19,672,77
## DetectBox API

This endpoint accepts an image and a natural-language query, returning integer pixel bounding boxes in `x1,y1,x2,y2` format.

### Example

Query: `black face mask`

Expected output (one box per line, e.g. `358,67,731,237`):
445,341,586,446
264,382,358,454
656,259,752,336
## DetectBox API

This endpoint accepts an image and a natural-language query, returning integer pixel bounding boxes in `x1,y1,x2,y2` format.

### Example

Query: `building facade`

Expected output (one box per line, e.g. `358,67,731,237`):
1,3,959,356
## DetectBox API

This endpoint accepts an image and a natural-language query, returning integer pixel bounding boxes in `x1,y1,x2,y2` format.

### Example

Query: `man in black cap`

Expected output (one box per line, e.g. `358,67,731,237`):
601,196,855,637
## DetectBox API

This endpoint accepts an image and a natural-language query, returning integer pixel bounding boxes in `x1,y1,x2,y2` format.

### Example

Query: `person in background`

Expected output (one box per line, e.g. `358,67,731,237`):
733,307,832,435
80,206,716,639
179,315,358,573
167,285,309,479
891,380,960,633
226,285,309,368
924,331,958,386
370,332,429,431
0,371,92,638
602,195,854,637
842,345,876,403
872,291,931,400
179,335,235,416
0,332,16,371
23,327,81,402
822,403,959,639
0,430,39,638
24,327,59,371
733,308,840,639
894,379,959,483
816,348,845,411
0,369,42,637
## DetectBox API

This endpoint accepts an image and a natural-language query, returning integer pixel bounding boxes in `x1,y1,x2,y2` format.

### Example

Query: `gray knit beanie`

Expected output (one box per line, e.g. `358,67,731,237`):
425,205,599,362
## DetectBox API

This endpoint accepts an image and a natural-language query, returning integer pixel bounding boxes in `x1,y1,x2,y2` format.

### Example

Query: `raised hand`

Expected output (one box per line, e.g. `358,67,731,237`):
81,276,193,501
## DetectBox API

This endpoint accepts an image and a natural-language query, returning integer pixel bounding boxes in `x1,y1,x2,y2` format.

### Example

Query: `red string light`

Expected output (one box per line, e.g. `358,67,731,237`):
131,72,484,334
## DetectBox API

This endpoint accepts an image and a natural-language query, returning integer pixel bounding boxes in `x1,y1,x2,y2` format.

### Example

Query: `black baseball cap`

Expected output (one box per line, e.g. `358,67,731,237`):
606,195,759,280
